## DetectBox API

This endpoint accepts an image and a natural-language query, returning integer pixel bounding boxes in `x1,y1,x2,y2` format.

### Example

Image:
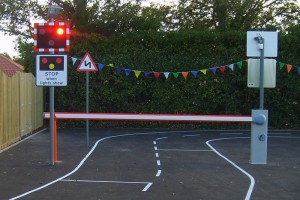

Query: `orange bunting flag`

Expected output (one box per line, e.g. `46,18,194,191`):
200,69,207,75
134,70,141,78
286,64,293,73
182,72,188,80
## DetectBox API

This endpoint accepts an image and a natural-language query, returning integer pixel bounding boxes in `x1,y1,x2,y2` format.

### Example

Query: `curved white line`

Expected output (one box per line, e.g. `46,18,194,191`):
206,137,255,200
9,131,180,200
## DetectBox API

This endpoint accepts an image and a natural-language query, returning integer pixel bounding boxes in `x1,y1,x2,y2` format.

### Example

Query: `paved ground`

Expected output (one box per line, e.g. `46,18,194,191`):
0,128,299,200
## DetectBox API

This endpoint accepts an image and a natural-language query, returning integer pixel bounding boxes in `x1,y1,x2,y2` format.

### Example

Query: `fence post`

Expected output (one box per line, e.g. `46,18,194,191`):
251,109,268,164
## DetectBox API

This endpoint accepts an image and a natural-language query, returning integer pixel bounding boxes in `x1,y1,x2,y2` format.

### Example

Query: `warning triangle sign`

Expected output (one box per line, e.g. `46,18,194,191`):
77,52,98,72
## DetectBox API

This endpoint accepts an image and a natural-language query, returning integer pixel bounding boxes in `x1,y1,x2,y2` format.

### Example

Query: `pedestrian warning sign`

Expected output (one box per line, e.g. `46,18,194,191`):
77,52,98,72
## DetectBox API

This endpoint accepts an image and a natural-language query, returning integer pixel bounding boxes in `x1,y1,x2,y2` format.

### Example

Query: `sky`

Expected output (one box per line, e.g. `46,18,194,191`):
0,0,299,57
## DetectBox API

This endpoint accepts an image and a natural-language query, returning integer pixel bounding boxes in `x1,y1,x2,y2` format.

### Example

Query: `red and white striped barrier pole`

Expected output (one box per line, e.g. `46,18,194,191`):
43,112,252,122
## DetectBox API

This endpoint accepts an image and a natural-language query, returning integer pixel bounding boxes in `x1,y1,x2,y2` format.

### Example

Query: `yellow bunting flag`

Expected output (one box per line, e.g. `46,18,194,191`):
107,64,114,67
200,69,207,75
134,70,141,78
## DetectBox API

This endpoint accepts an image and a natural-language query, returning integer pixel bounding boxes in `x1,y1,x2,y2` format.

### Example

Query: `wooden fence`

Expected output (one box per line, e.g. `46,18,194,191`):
0,71,43,150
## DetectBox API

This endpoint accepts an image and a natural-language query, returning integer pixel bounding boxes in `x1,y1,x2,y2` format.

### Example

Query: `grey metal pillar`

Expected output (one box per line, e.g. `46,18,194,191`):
86,72,90,146
49,86,55,165
251,109,268,164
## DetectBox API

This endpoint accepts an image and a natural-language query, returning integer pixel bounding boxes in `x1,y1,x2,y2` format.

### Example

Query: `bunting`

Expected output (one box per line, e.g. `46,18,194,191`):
277,62,300,75
70,55,300,80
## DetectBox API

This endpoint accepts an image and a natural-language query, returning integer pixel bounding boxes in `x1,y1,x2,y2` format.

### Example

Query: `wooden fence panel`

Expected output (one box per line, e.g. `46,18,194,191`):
19,73,26,136
0,71,43,150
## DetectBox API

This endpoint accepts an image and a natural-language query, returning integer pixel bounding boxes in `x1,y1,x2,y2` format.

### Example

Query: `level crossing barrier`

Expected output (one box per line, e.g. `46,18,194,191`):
43,110,268,165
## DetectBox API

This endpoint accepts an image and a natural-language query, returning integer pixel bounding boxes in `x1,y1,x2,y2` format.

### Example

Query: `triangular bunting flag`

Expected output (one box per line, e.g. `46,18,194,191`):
153,72,160,79
173,72,179,78
125,69,131,76
200,69,207,75
278,62,285,70
98,63,105,71
133,70,141,78
71,57,77,65
236,61,243,69
191,71,198,77
297,67,300,75
210,67,217,74
182,72,189,80
286,64,293,73
107,64,114,68
219,66,226,73
116,67,122,74
164,72,170,79
228,64,234,71
144,71,151,77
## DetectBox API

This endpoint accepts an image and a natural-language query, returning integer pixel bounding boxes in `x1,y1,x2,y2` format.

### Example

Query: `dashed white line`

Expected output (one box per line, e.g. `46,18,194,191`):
155,153,159,158
156,160,161,166
154,146,158,150
156,170,162,177
153,141,157,145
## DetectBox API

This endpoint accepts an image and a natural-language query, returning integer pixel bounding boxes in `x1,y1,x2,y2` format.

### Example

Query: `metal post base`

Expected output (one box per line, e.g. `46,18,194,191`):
251,109,268,164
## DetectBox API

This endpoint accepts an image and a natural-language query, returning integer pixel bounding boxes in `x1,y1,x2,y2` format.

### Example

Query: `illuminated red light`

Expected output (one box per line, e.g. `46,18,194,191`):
56,28,64,35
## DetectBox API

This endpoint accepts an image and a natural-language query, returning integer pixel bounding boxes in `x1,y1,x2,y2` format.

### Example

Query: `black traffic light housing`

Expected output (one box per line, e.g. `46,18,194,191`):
34,22,70,53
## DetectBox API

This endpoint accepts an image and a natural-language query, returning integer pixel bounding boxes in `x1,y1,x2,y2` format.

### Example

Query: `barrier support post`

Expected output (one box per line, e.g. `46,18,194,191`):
251,109,268,164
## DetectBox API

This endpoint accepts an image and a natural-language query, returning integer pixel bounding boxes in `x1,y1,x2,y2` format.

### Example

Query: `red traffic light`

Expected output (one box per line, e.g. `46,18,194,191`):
38,55,65,71
34,22,70,53
56,28,64,36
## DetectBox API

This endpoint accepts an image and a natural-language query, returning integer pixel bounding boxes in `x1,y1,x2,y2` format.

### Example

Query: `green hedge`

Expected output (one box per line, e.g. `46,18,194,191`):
53,30,299,129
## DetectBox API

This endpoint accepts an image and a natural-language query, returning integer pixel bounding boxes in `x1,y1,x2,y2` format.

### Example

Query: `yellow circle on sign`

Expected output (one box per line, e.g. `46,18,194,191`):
49,64,55,70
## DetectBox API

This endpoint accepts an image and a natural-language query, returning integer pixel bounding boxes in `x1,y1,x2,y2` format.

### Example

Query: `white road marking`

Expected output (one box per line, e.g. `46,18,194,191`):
9,130,182,199
206,137,254,200
269,133,291,135
155,153,159,157
156,137,168,140
11,130,297,200
156,170,162,177
182,134,201,137
158,148,212,152
157,160,161,166
142,183,153,191
61,179,153,191
220,133,244,135
154,146,157,150
153,141,156,145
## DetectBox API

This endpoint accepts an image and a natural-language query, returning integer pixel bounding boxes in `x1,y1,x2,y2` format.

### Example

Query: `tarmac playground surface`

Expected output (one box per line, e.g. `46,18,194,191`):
0,128,299,200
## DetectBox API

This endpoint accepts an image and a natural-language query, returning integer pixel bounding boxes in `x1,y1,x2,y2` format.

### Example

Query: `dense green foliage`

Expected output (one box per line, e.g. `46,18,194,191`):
1,0,299,129
51,29,300,129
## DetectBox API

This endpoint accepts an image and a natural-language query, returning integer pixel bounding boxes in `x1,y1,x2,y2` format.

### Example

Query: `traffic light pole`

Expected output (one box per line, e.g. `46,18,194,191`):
49,86,55,165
